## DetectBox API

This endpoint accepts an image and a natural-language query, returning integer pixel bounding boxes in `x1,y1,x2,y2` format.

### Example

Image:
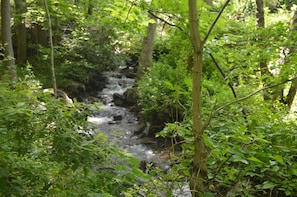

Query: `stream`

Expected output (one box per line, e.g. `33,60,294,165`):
87,71,171,170
86,71,191,196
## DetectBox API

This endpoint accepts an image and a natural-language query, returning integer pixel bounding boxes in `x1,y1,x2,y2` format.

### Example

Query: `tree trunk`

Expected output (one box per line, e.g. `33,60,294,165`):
256,0,265,28
36,24,49,47
87,0,93,16
285,10,297,108
286,79,297,109
188,0,208,195
43,0,57,96
136,13,157,80
14,0,27,65
255,0,272,100
1,0,17,82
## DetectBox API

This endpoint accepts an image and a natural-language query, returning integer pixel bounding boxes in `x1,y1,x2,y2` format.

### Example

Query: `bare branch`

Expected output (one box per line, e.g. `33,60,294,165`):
124,2,135,24
148,10,185,32
209,53,249,128
209,53,237,97
203,0,231,44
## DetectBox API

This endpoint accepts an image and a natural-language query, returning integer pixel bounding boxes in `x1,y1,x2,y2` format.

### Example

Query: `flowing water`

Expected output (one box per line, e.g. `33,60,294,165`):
87,72,171,169
87,71,191,196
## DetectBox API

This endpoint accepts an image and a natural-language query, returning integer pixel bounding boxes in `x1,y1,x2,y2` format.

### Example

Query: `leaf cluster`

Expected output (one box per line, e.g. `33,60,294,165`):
0,74,146,196
137,2,297,195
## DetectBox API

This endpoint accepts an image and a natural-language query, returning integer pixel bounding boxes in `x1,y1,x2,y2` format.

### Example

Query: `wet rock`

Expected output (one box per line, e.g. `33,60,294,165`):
86,72,108,93
112,87,139,107
121,53,138,78
120,67,137,78
113,115,122,121
43,88,73,106
123,87,138,106
113,93,125,106
85,96,100,104
62,81,86,101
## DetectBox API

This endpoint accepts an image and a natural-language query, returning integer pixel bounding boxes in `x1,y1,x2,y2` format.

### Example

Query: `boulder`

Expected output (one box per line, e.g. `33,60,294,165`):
113,93,126,106
112,87,139,107
123,87,139,106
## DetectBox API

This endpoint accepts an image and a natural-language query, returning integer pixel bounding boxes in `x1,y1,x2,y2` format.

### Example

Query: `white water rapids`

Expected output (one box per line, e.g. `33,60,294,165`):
87,71,191,197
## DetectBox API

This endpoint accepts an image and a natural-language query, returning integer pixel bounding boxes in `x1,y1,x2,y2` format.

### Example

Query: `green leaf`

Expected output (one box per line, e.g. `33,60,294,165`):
285,190,292,196
230,155,249,164
164,80,174,90
272,155,284,164
199,192,215,197
131,166,149,179
248,157,264,164
128,157,139,165
261,181,276,189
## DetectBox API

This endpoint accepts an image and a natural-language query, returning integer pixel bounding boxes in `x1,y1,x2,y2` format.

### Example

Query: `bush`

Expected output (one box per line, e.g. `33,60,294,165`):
205,102,297,196
137,62,192,132
0,75,145,196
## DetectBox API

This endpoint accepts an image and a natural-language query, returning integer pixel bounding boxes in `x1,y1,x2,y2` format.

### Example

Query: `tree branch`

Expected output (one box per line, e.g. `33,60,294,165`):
124,2,135,24
148,10,185,32
208,53,250,129
202,76,297,131
209,53,237,97
203,0,231,44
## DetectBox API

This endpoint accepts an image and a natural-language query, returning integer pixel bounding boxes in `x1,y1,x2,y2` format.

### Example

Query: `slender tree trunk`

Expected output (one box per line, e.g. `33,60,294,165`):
1,0,17,82
14,0,27,65
87,0,93,16
36,24,49,47
255,0,284,101
43,0,57,96
285,10,297,108
188,0,208,195
255,0,265,28
256,0,272,100
286,79,297,108
136,13,157,80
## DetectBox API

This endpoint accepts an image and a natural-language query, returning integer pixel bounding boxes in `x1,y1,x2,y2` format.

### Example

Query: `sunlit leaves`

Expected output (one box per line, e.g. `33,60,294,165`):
0,76,145,196
103,0,150,33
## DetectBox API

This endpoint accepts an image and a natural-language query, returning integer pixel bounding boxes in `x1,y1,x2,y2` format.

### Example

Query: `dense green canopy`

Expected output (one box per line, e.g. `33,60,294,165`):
1,0,297,196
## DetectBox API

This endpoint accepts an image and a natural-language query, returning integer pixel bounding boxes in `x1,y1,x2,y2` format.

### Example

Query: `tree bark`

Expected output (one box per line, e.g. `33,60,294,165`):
256,0,265,28
255,0,272,100
136,13,157,80
1,0,17,82
188,0,208,195
14,0,27,65
43,0,57,96
285,10,297,108
87,0,93,16
286,79,297,108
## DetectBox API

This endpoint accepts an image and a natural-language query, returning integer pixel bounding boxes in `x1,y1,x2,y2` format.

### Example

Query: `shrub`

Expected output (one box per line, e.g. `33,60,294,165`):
137,62,192,132
0,74,145,196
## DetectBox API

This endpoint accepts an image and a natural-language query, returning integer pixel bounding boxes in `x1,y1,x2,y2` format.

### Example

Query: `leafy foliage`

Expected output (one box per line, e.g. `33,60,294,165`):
137,60,191,129
205,102,297,196
137,1,297,195
0,74,145,196
3,0,297,195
